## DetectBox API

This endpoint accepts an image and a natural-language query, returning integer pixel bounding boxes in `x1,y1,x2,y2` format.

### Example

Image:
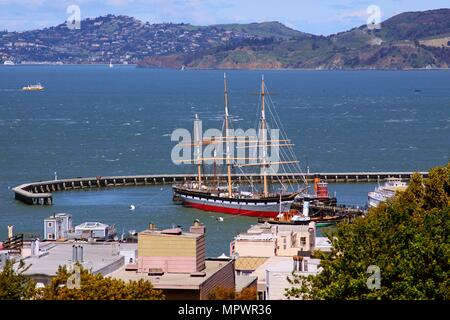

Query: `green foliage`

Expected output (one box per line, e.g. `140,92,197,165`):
208,286,236,300
186,10,450,70
211,21,305,40
0,259,36,300
286,163,450,300
236,287,258,300
37,264,164,300
207,286,258,300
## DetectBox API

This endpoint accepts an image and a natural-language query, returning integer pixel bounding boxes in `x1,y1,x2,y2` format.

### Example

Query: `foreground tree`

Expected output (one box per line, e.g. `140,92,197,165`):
286,163,450,300
0,259,36,300
207,286,258,300
38,264,164,300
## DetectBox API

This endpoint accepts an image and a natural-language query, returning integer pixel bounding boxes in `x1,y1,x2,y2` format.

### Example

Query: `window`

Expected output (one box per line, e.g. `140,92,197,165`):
300,237,307,246
47,233,54,239
47,222,52,227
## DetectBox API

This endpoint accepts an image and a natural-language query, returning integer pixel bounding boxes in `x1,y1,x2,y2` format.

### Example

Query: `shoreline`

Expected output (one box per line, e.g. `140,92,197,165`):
1,63,449,71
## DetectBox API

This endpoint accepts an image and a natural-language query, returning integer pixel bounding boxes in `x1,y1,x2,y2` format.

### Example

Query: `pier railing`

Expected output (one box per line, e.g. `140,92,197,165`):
12,172,428,205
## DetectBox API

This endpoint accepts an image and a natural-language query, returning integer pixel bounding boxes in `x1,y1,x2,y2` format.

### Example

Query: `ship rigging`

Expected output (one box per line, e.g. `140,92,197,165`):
172,74,308,218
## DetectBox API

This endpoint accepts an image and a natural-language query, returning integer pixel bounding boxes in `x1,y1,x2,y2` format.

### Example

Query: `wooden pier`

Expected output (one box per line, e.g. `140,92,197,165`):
11,172,427,205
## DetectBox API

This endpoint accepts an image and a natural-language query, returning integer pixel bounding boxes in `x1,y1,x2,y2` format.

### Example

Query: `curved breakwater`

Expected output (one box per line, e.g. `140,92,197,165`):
12,172,427,205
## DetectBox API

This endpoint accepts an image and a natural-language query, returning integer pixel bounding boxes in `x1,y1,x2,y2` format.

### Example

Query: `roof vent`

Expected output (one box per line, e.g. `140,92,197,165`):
190,271,206,277
161,227,182,235
148,268,164,276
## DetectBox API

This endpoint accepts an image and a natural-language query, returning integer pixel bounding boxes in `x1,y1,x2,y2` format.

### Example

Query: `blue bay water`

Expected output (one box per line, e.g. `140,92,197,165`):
0,66,449,255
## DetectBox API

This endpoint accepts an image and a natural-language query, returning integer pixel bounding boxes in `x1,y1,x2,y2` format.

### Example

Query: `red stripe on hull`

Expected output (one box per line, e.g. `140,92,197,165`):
183,201,280,218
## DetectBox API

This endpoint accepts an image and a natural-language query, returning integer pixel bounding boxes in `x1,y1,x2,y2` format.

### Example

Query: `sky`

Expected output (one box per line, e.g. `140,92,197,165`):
0,0,448,35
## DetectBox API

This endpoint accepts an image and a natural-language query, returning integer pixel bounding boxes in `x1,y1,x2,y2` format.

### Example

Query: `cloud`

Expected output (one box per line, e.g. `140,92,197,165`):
338,9,368,19
0,0,45,5
106,0,135,6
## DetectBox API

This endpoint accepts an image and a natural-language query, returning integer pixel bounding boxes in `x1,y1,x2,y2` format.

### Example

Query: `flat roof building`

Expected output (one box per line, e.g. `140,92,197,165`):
109,258,235,300
265,256,321,300
44,213,72,241
229,221,321,299
231,222,316,259
137,224,205,274
108,221,236,300
69,222,117,241
15,242,134,285
230,221,316,275
251,255,321,300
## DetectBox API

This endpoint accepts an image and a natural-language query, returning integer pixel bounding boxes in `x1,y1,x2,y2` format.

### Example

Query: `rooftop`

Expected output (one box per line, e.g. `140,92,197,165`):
251,256,321,291
236,275,257,292
234,222,315,241
265,257,321,274
234,233,277,241
251,256,290,286
139,228,203,239
75,222,109,230
107,259,233,289
17,242,136,277
45,213,71,220
315,236,332,252
235,256,268,271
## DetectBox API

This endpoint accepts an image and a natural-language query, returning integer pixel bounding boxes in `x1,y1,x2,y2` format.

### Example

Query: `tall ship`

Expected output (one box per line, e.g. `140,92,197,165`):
367,178,407,208
172,75,307,218
22,83,44,91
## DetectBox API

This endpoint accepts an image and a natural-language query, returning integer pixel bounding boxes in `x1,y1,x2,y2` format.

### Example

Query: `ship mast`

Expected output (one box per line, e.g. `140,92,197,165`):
260,75,268,197
194,114,202,189
224,73,233,197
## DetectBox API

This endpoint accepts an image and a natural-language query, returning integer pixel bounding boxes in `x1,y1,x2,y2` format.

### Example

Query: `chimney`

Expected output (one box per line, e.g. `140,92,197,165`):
148,223,156,230
7,225,13,239
78,246,84,262
72,245,77,262
189,219,205,234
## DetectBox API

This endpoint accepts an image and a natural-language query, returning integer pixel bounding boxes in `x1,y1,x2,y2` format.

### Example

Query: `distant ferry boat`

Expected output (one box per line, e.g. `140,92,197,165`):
3,60,15,65
22,83,44,91
368,178,407,208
